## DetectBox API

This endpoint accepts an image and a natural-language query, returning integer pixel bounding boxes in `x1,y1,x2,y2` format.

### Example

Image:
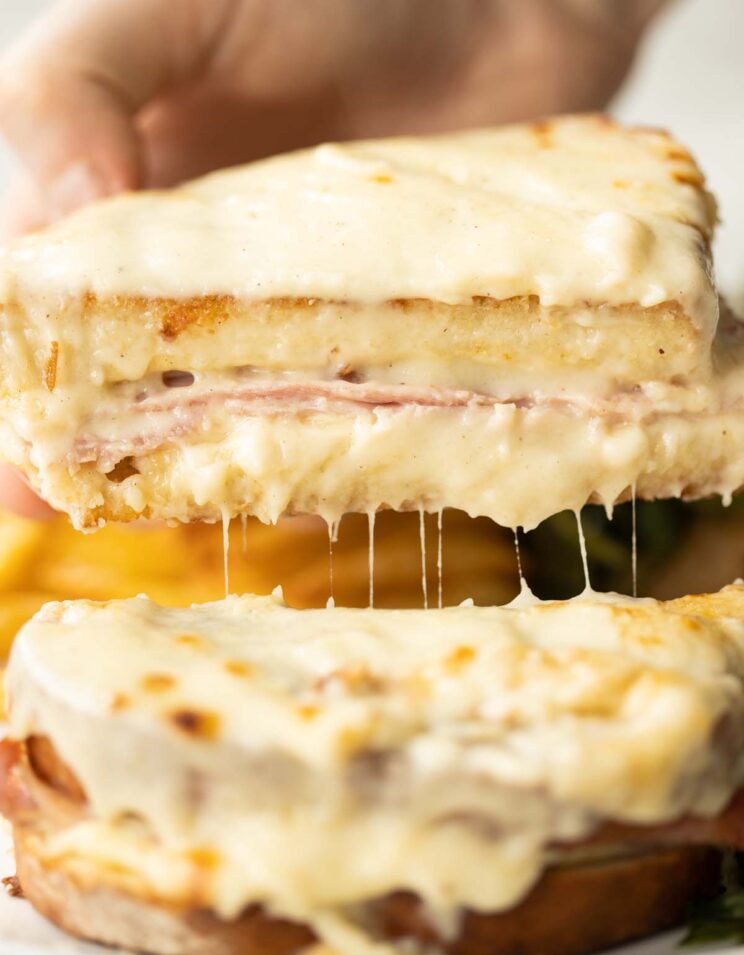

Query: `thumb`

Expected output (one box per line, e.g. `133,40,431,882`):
0,0,232,222
0,71,140,220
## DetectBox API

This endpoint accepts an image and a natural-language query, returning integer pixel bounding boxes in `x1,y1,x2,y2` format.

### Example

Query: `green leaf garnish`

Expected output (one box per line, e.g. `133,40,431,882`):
679,853,744,948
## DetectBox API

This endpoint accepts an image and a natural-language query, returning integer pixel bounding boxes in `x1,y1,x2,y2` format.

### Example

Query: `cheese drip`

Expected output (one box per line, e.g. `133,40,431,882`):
419,510,428,610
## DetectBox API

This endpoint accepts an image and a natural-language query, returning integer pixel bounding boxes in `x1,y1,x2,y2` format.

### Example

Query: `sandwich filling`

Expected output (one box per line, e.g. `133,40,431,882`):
4,587,744,952
0,336,742,529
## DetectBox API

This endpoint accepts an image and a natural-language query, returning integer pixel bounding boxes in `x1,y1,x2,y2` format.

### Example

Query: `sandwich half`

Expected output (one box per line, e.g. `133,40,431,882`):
0,114,741,530
2,585,744,954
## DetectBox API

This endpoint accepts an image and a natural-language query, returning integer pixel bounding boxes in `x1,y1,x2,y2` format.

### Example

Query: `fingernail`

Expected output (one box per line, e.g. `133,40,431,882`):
47,162,104,219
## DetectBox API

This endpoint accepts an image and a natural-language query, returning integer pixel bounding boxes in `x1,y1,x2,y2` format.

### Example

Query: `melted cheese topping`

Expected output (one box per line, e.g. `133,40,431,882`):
7,588,744,947
0,116,715,323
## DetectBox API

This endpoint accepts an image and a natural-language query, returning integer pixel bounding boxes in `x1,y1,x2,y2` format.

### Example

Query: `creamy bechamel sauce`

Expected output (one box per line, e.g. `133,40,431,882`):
7,589,744,952
0,116,716,319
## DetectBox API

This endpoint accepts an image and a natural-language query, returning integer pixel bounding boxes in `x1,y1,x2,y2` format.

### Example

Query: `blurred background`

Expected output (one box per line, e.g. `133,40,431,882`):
0,0,740,675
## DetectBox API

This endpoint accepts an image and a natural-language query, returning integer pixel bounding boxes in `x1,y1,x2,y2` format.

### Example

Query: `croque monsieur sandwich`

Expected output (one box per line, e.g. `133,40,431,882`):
2,586,744,955
0,114,742,530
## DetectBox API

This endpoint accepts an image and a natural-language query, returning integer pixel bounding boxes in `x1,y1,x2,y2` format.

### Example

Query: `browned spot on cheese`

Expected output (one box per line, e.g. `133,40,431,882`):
612,180,629,190
371,173,393,184
111,693,130,712
316,664,382,695
673,170,704,188
445,645,477,672
44,341,59,392
680,617,705,634
531,120,553,149
175,634,206,649
297,704,320,721
185,847,221,870
168,708,221,740
142,673,177,693
224,659,253,677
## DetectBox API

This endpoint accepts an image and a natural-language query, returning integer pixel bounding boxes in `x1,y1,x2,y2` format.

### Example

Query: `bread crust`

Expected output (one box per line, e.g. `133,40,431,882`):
378,847,721,955
11,827,720,955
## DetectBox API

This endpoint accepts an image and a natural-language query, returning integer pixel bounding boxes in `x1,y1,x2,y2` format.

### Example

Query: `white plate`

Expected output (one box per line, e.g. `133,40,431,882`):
1,822,742,955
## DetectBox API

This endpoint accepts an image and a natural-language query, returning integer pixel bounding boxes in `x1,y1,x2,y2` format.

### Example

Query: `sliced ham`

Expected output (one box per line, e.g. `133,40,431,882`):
70,378,606,473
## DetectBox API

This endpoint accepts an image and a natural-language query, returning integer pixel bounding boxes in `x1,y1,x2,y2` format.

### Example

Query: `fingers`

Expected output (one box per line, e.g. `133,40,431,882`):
0,466,55,521
0,0,233,224
0,169,48,239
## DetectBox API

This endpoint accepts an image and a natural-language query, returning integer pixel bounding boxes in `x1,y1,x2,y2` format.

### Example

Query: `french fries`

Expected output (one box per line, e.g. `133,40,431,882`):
0,514,46,591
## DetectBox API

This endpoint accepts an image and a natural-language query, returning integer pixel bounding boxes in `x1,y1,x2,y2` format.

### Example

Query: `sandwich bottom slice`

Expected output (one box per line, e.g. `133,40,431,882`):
2,586,744,955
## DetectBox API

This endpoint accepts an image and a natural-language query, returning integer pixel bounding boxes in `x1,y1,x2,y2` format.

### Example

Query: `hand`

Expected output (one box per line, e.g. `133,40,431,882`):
0,0,667,233
0,0,666,517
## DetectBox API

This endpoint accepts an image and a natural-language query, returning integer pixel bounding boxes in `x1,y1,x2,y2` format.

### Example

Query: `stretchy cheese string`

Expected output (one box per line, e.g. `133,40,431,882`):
419,509,428,610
